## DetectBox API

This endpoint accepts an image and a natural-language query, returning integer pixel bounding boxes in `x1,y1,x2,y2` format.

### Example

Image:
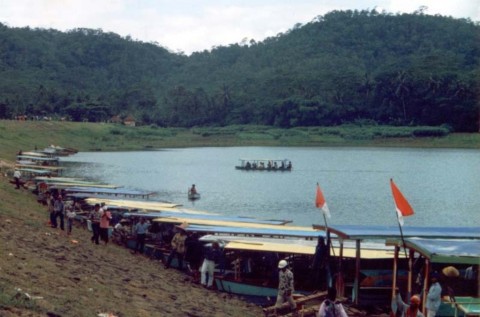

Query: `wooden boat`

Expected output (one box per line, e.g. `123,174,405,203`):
387,237,480,317
235,159,292,171
312,224,480,306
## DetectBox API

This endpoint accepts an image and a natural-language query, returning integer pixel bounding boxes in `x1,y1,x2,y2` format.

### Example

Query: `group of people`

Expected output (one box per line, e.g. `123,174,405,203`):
44,193,113,242
275,259,443,317
45,192,78,235
243,160,292,170
131,218,223,288
89,203,112,245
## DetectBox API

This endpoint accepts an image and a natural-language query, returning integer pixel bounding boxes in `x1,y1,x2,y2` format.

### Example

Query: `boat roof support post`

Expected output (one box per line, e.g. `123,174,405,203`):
422,259,430,315
407,249,414,302
392,245,399,302
336,239,345,298
354,239,361,305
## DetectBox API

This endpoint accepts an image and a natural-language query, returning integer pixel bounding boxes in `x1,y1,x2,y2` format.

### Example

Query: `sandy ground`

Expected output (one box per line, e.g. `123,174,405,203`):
0,178,263,317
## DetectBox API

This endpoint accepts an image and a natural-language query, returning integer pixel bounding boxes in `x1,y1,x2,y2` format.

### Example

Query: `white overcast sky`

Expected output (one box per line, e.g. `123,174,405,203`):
0,0,478,55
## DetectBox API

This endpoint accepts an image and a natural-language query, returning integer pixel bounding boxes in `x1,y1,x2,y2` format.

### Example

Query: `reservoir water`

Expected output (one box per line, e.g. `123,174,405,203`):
60,147,480,228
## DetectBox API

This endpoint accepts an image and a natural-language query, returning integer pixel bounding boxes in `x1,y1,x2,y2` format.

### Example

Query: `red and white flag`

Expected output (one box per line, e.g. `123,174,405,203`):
390,179,414,226
315,183,331,218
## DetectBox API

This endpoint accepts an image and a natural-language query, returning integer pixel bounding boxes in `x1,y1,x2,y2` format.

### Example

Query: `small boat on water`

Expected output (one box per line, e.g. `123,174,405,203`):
188,191,201,200
188,184,200,200
235,159,292,171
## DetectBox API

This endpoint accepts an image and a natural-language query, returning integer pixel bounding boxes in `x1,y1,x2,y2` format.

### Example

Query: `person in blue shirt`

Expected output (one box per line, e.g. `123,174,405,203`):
133,217,150,254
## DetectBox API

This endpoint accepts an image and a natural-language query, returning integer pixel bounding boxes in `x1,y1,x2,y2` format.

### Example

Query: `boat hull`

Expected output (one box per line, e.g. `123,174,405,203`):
215,277,278,298
235,166,291,171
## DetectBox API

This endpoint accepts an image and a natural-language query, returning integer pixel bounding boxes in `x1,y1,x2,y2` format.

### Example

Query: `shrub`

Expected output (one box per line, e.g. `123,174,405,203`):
412,127,449,137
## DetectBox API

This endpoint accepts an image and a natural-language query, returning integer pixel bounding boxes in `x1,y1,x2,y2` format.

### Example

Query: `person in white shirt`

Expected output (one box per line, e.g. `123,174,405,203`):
426,272,442,317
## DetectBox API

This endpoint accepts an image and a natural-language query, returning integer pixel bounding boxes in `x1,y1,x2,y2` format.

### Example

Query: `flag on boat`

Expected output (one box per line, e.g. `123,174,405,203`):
390,179,414,226
315,183,331,218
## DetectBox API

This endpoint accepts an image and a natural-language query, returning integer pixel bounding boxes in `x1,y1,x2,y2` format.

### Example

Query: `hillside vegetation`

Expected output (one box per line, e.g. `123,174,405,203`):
0,10,478,131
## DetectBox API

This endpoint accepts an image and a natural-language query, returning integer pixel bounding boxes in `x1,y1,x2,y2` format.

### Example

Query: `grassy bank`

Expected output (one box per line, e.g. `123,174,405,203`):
0,173,262,316
0,120,478,162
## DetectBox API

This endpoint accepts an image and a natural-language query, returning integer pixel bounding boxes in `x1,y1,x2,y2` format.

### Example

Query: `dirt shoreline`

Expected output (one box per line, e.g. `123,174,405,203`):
0,173,263,317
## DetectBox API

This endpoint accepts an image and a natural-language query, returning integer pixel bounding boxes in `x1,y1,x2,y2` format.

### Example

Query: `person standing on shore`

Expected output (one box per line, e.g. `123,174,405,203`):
200,241,222,289
53,195,65,231
426,272,442,317
13,169,21,189
99,206,112,245
47,192,56,227
90,204,102,245
65,203,76,235
185,232,204,283
133,217,150,254
165,222,188,270
275,259,297,316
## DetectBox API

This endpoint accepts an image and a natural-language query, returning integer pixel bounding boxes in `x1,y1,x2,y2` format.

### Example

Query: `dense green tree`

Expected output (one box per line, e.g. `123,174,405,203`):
0,10,478,130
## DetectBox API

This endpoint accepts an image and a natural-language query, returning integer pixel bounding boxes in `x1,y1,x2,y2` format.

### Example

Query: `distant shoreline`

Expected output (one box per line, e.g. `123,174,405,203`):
0,120,478,162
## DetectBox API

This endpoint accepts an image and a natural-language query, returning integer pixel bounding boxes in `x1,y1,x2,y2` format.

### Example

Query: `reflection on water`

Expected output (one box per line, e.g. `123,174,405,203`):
61,147,480,228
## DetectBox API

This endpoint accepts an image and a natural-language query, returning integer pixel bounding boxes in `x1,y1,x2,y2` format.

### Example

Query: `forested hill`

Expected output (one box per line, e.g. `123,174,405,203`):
0,10,478,131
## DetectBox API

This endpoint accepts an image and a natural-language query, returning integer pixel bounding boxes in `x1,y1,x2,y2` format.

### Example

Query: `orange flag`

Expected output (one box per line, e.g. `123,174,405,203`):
316,183,331,218
390,179,414,226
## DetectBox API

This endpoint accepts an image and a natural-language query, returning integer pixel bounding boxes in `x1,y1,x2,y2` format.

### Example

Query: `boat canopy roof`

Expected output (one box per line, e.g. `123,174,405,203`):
48,182,120,189
64,186,154,197
18,168,52,175
186,224,323,238
199,234,399,258
85,198,182,211
17,164,63,170
21,151,48,157
239,158,290,162
153,216,317,233
386,237,480,265
17,155,59,161
312,224,480,240
130,212,289,225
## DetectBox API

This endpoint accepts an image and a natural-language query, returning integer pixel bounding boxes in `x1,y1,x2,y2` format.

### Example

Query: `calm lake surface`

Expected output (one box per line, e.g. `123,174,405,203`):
60,147,480,228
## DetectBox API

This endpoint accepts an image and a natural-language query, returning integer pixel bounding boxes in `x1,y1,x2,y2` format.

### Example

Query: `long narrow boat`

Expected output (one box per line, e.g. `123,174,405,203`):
17,164,64,171
16,155,60,164
312,224,480,306
235,159,292,171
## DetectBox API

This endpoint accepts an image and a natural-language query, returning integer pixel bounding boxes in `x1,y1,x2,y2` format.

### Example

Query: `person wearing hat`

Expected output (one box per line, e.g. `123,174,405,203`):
426,272,442,317
393,292,424,317
275,259,297,315
165,222,188,270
